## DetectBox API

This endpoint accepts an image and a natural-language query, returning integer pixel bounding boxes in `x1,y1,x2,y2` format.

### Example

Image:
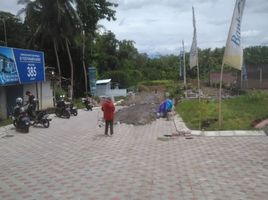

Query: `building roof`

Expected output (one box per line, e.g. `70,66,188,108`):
96,79,111,85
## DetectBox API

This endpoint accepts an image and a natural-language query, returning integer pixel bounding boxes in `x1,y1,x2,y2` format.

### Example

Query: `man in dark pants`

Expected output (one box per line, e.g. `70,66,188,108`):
25,91,37,120
101,97,115,136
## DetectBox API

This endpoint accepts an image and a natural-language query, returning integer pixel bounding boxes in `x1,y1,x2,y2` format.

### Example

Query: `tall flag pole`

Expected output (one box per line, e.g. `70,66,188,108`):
182,40,186,88
219,0,246,128
189,6,200,100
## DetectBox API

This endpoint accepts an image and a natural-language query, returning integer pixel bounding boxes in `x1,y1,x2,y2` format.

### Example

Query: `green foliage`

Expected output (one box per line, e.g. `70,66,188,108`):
167,83,184,98
76,0,117,35
177,91,268,130
4,1,268,97
55,87,67,101
137,84,150,92
0,11,29,48
73,98,84,109
244,46,268,65
101,69,142,88
139,80,173,87
244,90,268,102
0,118,12,127
177,99,217,130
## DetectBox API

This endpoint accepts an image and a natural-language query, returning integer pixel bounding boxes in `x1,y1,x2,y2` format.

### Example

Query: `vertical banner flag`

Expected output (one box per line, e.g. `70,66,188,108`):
223,0,246,70
189,6,198,69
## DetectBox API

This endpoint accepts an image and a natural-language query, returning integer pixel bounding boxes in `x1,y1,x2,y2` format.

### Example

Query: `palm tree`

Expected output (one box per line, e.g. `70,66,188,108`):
18,0,61,87
18,0,81,99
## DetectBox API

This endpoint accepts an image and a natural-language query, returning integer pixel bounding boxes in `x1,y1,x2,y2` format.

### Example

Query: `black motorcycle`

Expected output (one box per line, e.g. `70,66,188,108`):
12,105,31,133
28,108,51,128
82,98,93,111
68,102,78,116
55,97,71,118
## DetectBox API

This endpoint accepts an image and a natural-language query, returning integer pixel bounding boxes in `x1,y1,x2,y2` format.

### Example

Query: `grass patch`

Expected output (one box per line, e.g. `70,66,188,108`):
139,80,173,87
176,91,268,130
0,118,12,127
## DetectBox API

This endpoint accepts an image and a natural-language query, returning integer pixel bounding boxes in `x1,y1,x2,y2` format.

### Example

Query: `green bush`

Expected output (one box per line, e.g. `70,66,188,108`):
177,92,268,130
139,80,173,87
55,88,67,101
167,83,184,98
137,84,150,92
245,90,268,102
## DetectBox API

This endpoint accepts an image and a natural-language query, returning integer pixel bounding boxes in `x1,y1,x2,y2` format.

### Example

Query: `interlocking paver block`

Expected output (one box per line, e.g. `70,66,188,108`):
0,109,268,200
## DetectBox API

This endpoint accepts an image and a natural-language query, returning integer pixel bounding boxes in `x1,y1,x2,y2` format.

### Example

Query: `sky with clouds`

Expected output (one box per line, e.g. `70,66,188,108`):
1,0,268,55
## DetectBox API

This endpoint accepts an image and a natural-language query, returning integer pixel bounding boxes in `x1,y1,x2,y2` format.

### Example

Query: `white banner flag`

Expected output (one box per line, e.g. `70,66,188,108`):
189,7,198,69
223,0,246,70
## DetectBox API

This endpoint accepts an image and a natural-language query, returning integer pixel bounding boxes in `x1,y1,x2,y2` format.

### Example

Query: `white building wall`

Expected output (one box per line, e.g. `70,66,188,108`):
23,81,53,110
107,89,127,97
23,83,36,100
40,81,53,109
96,84,110,96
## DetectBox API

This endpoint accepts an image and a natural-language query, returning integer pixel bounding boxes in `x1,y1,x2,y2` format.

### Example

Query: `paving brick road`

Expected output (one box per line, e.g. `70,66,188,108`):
0,108,268,200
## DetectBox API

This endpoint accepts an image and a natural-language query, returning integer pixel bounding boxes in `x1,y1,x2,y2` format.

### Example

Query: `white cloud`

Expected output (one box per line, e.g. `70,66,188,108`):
1,0,268,55
0,0,23,15
101,0,268,55
242,30,261,37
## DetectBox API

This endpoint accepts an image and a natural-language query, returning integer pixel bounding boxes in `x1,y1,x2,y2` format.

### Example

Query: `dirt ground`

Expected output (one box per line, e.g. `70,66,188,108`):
114,85,219,126
115,91,164,125
113,84,235,126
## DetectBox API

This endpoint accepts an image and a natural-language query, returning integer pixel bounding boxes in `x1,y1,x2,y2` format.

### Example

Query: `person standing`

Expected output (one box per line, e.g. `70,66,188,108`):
25,91,37,119
101,97,115,136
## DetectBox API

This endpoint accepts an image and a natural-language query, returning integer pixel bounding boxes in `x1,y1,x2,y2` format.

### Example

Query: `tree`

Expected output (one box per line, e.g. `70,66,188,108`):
93,31,119,73
75,0,117,94
0,11,29,48
18,0,81,99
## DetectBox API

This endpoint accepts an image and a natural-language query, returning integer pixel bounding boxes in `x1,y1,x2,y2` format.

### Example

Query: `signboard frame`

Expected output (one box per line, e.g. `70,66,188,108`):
0,46,45,86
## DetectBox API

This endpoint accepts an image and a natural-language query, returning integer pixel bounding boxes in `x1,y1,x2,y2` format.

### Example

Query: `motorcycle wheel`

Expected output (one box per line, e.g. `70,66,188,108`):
86,105,90,110
63,110,70,119
13,120,17,128
73,110,78,116
24,126,29,133
55,109,61,117
43,119,50,128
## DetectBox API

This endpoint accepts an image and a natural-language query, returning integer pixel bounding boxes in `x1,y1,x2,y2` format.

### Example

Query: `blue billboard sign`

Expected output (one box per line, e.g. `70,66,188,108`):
0,46,45,86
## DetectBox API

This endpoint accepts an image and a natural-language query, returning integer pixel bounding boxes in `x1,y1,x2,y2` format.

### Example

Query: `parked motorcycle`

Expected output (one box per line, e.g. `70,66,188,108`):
12,98,31,133
68,102,78,116
28,109,51,128
82,98,93,111
55,96,71,118
25,99,51,128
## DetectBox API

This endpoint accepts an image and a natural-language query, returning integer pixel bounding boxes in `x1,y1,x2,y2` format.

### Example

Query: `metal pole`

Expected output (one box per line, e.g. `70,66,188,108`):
218,62,225,129
197,61,200,101
35,82,39,110
182,40,186,87
40,82,43,110
51,71,55,107
53,80,55,107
